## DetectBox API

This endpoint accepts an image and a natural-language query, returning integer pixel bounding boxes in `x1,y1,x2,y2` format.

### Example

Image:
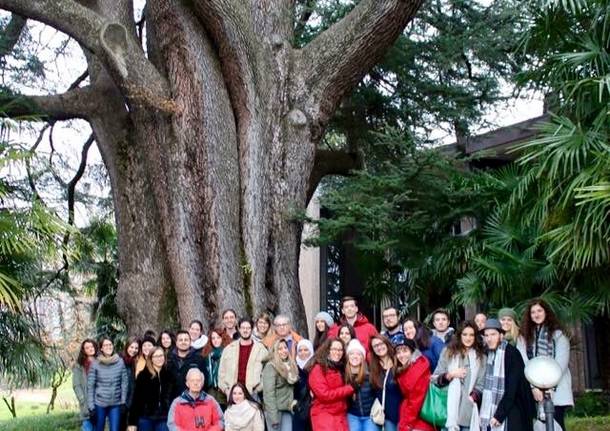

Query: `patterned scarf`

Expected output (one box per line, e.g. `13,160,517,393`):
480,340,507,431
527,325,555,360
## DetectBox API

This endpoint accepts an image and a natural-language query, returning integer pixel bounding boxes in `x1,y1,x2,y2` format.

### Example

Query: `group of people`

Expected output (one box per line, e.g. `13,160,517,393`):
73,296,574,431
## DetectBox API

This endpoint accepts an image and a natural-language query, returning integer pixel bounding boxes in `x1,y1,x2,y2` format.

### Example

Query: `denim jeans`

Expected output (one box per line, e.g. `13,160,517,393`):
95,404,121,431
347,414,381,431
383,420,397,431
138,417,169,431
81,419,94,431
267,411,293,431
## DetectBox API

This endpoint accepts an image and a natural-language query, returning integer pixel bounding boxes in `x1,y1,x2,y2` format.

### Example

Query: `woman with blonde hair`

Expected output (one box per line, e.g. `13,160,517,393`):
498,308,520,345
345,339,379,431
128,346,173,431
263,338,299,431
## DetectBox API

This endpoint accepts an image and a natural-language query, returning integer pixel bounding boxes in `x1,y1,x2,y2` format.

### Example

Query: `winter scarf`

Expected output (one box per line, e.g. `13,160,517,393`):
207,347,223,388
271,358,299,384
99,353,120,366
527,325,555,359
225,400,263,430
481,340,507,431
296,339,314,370
445,348,480,431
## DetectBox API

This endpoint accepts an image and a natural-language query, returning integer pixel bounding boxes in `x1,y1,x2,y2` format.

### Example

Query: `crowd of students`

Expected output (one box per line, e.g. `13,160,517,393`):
73,297,574,431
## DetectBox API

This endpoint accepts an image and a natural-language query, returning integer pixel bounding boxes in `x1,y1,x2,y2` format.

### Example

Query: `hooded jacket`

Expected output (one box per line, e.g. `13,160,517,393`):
308,363,354,431
167,390,224,431
396,352,434,431
327,314,378,353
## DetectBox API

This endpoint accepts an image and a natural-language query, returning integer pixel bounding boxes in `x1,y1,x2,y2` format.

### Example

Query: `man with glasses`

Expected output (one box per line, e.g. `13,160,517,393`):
262,314,303,356
167,369,224,431
218,318,268,398
381,306,404,345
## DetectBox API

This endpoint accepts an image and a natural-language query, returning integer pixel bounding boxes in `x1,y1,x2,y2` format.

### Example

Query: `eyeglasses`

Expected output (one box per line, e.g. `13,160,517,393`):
151,354,165,359
371,343,385,349
275,323,289,327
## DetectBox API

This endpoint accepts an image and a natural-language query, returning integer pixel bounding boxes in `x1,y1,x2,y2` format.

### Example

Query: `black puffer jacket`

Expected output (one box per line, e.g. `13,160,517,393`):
348,372,377,417
128,366,174,425
166,348,206,399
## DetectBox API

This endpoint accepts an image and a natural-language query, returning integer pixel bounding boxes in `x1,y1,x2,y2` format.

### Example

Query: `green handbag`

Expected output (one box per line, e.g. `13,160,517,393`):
420,382,448,427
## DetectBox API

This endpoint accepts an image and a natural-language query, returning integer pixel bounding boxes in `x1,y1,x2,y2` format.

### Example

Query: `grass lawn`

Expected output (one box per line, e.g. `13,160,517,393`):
0,412,609,431
0,373,79,421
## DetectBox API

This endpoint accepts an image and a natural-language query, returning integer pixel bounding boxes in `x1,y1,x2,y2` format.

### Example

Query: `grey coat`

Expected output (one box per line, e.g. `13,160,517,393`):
431,348,486,427
87,354,129,410
72,364,89,419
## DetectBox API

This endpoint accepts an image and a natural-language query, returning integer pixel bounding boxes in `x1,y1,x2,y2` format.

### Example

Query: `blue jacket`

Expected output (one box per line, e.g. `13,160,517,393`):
422,336,444,372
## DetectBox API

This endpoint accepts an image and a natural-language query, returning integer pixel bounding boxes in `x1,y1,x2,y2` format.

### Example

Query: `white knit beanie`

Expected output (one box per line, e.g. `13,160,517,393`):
346,339,366,357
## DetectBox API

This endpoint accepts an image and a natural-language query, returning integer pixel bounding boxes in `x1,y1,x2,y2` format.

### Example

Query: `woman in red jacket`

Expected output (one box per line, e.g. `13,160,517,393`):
307,337,355,431
394,337,434,431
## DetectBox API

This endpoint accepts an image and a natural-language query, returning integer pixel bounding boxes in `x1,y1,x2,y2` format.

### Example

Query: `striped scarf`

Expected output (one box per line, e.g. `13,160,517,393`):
527,325,555,360
480,340,507,431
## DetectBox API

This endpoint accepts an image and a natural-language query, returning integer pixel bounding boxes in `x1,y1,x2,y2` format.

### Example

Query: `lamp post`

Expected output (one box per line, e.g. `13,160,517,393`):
524,356,563,431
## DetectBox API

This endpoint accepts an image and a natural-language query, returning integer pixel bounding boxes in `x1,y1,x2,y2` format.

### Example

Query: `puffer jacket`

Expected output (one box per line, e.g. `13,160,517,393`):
167,390,224,431
166,348,206,400
87,354,129,410
308,363,354,431
262,361,295,427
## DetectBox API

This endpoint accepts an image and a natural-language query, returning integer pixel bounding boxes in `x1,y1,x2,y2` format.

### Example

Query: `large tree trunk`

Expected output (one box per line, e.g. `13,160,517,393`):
0,0,423,334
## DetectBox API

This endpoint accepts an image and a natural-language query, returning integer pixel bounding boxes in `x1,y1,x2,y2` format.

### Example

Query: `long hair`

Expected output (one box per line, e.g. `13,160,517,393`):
313,321,329,350
521,298,564,346
445,321,484,359
368,335,395,390
77,338,97,367
227,382,263,410
145,346,165,377
403,317,431,350
344,349,367,386
308,337,345,372
157,330,175,351
121,336,140,366
201,327,232,357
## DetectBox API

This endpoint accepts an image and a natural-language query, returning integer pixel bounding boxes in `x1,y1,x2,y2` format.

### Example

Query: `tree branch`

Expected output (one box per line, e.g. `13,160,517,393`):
307,149,362,202
0,0,171,109
0,13,26,61
297,0,423,128
0,86,103,121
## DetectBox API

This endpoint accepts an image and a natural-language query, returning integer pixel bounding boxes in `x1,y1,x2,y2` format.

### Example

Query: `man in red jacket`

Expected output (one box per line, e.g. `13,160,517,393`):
328,296,378,353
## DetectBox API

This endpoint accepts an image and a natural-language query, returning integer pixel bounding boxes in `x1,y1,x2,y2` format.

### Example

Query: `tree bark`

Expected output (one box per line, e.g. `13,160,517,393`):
0,0,424,334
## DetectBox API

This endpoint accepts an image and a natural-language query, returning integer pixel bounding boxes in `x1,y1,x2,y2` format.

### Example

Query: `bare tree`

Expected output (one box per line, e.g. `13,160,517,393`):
0,0,423,333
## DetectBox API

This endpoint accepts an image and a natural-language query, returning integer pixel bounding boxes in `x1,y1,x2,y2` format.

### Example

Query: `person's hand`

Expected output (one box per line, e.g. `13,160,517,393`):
532,387,544,402
272,423,279,429
450,367,467,379
127,426,137,431
490,417,501,428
